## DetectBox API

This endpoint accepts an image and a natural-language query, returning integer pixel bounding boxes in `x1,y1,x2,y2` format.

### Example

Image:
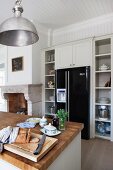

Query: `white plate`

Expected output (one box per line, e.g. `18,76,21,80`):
26,118,41,123
99,68,108,71
98,101,110,104
40,128,61,136
99,117,108,121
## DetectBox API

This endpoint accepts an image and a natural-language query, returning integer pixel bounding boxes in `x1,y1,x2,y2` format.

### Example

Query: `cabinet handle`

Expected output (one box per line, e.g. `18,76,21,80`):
73,64,75,66
70,64,72,66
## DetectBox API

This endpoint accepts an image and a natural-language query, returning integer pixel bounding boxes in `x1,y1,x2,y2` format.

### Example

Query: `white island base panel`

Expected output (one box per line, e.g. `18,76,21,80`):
48,132,81,170
0,159,21,170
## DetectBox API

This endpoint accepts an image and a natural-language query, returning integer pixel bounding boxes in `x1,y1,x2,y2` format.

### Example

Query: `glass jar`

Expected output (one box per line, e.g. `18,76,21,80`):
59,117,66,131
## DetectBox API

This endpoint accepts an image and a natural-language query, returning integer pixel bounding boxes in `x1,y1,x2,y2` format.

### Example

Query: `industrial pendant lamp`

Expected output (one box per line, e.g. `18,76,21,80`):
0,0,39,46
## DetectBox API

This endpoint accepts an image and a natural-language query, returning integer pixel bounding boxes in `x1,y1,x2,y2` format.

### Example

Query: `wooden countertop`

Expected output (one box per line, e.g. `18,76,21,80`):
0,112,83,170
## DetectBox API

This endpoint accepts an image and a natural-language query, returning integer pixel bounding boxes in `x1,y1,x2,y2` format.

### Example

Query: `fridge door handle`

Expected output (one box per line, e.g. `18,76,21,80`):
67,71,70,121
65,71,67,112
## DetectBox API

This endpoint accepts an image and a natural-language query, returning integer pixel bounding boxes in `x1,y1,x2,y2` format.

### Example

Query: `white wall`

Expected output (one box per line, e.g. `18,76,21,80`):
7,46,32,85
32,24,50,84
0,23,50,86
0,45,7,111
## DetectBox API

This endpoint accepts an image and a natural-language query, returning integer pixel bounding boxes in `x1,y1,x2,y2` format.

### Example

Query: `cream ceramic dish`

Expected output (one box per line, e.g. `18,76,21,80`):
41,123,61,136
40,128,61,136
44,123,57,134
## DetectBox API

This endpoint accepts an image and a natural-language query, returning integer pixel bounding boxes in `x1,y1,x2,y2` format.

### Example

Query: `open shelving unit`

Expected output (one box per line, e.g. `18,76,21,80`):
94,36,113,141
44,49,55,117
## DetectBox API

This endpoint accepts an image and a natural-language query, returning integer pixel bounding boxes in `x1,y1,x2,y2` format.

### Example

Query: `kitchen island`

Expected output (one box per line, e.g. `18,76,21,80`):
0,112,83,170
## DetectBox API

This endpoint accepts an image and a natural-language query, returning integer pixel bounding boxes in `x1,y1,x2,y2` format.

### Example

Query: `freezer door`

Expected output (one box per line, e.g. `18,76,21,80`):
55,69,68,112
69,66,90,139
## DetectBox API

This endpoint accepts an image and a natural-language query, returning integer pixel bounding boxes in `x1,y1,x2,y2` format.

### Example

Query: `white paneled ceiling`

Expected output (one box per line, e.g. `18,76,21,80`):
0,0,113,29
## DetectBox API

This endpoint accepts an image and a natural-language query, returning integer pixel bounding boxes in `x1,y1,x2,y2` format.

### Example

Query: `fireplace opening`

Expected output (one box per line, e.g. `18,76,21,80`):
5,93,27,114
1,84,42,116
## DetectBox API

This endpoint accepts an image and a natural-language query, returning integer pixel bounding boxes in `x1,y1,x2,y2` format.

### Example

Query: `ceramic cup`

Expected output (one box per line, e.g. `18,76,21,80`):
39,116,47,127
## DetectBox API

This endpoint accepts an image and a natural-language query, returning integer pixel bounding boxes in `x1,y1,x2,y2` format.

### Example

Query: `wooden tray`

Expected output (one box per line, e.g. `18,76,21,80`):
4,133,58,162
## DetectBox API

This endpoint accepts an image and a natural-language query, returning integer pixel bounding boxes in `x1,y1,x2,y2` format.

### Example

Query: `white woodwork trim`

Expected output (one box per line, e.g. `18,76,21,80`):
52,13,113,46
111,36,113,141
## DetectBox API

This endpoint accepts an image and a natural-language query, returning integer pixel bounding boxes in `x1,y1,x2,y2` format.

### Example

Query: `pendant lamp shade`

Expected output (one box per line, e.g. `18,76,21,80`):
0,0,39,46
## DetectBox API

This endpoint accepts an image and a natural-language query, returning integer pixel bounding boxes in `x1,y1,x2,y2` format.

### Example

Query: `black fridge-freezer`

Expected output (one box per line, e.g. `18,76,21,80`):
55,66,90,139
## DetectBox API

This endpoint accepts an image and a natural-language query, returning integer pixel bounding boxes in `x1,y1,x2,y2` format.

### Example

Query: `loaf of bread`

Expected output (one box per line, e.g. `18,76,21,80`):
30,137,40,143
15,128,40,144
15,128,31,144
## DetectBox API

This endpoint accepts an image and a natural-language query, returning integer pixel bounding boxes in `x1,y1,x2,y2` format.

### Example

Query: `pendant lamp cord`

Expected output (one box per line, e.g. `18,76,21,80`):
13,0,23,16
15,0,22,5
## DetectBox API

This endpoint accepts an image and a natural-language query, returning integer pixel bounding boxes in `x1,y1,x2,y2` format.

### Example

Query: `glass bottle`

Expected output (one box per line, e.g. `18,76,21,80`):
52,114,59,129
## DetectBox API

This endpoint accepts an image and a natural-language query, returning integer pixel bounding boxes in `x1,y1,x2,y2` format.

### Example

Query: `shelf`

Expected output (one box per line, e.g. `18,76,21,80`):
95,87,111,90
95,118,111,122
45,61,55,64
45,88,55,90
95,103,111,106
95,70,111,73
45,75,55,77
45,113,56,116
95,53,111,57
45,101,55,103
95,133,111,140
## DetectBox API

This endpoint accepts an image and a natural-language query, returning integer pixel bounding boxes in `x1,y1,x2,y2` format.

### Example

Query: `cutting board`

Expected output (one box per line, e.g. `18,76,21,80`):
4,133,58,162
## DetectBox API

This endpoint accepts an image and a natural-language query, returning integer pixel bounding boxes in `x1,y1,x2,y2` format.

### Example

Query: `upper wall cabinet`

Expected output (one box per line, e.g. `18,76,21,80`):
73,39,92,67
55,39,92,69
55,45,73,69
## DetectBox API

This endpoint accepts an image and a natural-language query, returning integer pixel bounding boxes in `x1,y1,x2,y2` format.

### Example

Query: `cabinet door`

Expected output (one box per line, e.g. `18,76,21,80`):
55,45,73,69
73,40,92,67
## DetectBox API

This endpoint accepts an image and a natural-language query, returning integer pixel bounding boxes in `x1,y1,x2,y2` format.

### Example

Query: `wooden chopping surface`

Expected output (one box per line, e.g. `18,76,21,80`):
4,133,58,162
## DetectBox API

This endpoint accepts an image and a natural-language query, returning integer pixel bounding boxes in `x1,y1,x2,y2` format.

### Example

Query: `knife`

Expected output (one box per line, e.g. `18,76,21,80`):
33,134,46,155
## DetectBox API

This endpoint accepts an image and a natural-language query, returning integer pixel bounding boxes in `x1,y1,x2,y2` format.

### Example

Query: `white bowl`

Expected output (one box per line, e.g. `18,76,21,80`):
49,96,54,101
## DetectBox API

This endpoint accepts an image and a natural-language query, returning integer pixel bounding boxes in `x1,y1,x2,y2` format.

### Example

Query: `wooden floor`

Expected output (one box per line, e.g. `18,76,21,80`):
81,138,113,170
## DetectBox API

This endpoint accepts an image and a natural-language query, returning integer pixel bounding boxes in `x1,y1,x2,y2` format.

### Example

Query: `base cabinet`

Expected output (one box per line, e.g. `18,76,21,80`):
48,133,81,170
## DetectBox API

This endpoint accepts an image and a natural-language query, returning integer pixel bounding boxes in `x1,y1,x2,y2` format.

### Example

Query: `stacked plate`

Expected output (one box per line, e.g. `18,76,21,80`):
97,97,110,104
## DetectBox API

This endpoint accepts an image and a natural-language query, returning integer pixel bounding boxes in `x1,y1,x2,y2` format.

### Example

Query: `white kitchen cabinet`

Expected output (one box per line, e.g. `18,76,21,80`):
73,39,92,67
93,36,113,141
55,39,92,69
55,45,73,69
